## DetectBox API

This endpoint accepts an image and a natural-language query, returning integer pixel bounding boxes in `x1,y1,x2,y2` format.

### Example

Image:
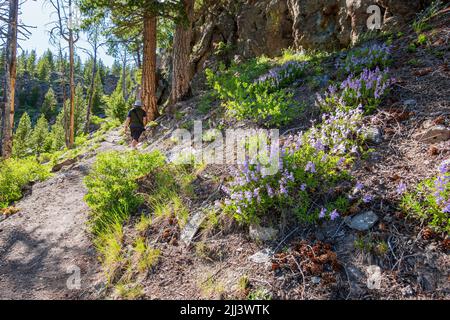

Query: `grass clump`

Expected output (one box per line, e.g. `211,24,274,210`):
133,237,161,273
84,150,165,236
84,150,165,282
114,282,144,300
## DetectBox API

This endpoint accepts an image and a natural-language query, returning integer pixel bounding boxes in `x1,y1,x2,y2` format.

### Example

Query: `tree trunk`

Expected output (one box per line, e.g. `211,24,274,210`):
84,48,97,134
58,46,68,146
122,49,127,100
68,29,75,148
142,13,159,121
168,0,194,109
1,0,19,158
135,42,142,69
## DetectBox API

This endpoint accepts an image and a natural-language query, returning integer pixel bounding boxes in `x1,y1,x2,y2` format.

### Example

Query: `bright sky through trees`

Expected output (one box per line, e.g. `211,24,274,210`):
19,0,115,66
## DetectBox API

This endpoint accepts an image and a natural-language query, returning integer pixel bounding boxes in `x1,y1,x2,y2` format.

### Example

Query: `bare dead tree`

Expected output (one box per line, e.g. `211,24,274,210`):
47,0,80,149
79,22,106,133
0,0,19,158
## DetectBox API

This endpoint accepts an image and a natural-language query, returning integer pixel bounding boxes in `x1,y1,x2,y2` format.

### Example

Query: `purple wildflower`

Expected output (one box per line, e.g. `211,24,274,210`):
330,209,340,221
363,194,373,203
397,182,407,195
355,182,364,192
443,202,450,213
319,208,327,219
305,161,316,173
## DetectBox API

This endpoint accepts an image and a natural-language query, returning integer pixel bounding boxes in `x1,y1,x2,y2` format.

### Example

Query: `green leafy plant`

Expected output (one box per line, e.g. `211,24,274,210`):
0,158,50,208
401,162,449,234
205,58,306,127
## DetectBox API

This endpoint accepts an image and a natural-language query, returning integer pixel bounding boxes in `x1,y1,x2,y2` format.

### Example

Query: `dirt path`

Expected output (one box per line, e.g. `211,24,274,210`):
0,130,126,300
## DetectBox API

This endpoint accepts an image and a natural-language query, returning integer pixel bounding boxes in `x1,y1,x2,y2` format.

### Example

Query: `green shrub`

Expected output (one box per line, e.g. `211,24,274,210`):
0,158,50,208
206,58,306,127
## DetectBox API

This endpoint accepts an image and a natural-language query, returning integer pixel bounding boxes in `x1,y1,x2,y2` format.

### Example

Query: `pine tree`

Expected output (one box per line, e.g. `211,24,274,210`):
74,83,86,136
36,54,51,81
50,110,66,151
92,71,104,114
31,115,50,156
105,85,128,121
12,112,32,158
27,49,36,77
41,88,58,120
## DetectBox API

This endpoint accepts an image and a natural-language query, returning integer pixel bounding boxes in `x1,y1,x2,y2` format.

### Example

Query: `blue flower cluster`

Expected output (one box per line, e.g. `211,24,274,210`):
317,67,393,113
221,105,365,224
256,60,308,88
336,43,392,75
435,162,450,213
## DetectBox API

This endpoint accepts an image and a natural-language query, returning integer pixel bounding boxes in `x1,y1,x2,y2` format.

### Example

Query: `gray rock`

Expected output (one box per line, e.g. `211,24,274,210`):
401,285,414,297
248,248,273,264
363,127,383,144
413,125,450,143
347,211,379,231
180,209,209,246
403,99,417,107
311,276,321,284
249,224,278,242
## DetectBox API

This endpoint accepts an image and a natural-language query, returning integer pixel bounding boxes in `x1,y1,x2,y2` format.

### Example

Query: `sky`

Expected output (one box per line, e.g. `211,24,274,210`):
19,0,115,66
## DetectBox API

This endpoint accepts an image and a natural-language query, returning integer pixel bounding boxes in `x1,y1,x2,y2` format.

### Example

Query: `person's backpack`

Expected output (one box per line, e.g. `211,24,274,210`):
130,108,145,128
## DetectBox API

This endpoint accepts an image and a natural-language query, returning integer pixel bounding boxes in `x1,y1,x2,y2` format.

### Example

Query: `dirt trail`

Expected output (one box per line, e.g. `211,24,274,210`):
0,130,125,300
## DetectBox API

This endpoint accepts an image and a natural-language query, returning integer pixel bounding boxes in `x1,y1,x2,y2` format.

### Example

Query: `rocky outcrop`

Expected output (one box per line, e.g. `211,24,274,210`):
190,0,430,74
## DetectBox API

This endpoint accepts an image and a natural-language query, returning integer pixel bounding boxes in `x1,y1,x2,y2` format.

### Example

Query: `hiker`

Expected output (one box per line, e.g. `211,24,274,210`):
124,100,147,149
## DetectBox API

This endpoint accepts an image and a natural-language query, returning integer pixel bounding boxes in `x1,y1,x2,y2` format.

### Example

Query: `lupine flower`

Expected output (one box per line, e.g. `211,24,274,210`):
305,161,316,173
330,209,340,221
443,202,450,213
267,184,274,197
397,182,407,195
363,194,373,203
354,182,364,192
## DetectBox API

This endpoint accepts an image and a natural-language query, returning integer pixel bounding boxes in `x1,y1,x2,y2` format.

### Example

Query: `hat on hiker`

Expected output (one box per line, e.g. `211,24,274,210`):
134,100,143,107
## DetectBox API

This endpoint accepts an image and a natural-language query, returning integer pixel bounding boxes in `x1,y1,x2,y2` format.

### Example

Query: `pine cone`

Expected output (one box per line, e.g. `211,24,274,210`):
422,227,435,240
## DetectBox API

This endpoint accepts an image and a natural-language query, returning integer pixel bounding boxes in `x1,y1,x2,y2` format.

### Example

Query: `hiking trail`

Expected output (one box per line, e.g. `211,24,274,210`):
0,129,126,299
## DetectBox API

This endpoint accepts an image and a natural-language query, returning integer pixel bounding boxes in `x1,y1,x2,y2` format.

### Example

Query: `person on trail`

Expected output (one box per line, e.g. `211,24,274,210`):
124,100,148,149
